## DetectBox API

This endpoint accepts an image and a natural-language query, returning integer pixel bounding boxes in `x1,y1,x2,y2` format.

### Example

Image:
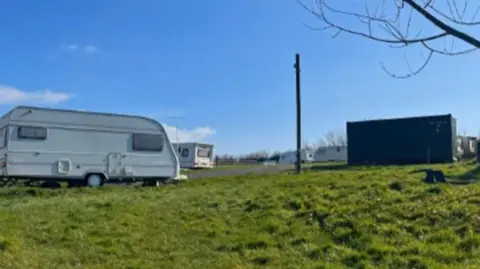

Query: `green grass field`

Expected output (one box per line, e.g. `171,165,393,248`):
1,162,480,269
183,162,318,173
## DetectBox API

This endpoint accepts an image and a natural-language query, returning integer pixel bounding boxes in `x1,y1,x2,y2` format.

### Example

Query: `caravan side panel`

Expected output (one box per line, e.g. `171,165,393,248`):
315,146,348,162
6,126,176,179
174,143,197,169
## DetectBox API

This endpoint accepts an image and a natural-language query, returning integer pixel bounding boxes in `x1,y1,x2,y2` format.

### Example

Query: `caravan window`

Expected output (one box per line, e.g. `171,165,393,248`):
132,133,163,152
197,147,211,158
18,126,47,140
181,148,189,157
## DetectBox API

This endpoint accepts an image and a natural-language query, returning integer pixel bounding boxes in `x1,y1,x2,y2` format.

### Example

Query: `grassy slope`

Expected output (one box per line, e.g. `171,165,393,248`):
1,163,480,268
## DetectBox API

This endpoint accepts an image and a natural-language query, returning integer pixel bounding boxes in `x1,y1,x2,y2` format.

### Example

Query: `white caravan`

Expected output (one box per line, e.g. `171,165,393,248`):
278,149,315,164
314,146,348,162
173,142,214,169
457,136,477,159
0,106,180,187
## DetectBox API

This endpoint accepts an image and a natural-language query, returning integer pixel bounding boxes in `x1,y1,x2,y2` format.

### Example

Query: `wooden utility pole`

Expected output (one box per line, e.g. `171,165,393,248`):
294,53,302,174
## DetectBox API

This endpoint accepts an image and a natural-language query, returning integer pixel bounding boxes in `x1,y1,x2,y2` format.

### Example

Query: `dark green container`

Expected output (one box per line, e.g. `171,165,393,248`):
347,114,457,165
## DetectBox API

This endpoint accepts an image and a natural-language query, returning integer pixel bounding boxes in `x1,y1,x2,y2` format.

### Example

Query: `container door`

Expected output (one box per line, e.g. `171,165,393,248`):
108,152,123,176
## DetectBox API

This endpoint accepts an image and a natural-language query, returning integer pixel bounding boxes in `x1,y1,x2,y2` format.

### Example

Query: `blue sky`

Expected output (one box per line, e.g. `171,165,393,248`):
0,0,479,155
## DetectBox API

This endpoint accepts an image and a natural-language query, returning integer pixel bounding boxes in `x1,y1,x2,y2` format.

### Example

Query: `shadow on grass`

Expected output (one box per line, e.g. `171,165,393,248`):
456,166,480,180
415,164,480,185
445,166,480,185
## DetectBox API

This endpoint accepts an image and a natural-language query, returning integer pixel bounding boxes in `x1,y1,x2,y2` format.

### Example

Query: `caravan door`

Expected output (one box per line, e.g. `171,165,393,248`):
108,152,123,177
178,145,194,169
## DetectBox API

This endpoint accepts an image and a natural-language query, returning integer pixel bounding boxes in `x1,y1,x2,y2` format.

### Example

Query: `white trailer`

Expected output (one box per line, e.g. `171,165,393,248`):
278,149,315,164
173,142,214,169
314,146,348,162
0,106,180,187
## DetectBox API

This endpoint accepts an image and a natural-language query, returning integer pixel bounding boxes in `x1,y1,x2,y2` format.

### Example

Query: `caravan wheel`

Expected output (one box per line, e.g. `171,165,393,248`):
85,174,104,187
143,178,165,187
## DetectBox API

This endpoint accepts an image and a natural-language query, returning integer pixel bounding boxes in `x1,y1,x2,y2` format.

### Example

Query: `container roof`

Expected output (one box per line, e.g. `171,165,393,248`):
347,114,453,124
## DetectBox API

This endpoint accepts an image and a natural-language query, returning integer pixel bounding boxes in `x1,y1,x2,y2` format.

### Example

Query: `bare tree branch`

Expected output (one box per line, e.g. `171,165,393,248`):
303,141,315,150
319,131,347,147
297,0,449,44
429,1,480,25
298,0,480,78
405,0,480,47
